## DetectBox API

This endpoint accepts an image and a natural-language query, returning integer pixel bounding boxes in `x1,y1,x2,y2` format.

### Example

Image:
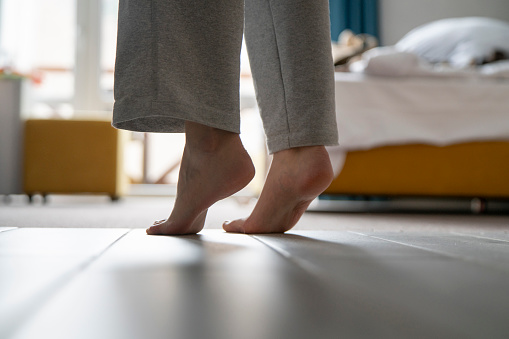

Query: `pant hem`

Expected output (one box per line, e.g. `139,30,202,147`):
112,97,240,134
267,131,339,154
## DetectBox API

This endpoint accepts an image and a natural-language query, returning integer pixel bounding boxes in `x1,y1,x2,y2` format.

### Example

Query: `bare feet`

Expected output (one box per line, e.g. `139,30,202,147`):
147,122,255,235
223,146,334,234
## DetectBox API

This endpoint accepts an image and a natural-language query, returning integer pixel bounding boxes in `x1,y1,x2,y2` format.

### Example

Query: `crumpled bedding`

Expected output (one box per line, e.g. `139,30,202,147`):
395,17,509,67
349,46,509,79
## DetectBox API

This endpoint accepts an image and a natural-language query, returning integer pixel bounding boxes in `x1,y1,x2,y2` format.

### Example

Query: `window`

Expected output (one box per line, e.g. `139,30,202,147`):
0,0,256,115
0,1,261,188
0,0,76,115
100,0,118,100
0,0,119,114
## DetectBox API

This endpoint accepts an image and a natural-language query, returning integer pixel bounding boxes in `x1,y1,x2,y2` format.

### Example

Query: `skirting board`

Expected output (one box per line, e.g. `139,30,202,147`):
309,196,509,214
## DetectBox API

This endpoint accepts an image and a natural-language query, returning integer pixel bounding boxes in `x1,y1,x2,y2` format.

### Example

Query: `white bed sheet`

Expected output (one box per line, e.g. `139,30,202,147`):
327,72,509,174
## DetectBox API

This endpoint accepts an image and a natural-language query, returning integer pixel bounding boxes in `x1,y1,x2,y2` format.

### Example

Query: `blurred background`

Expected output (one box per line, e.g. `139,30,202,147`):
0,0,263,197
1,0,508,208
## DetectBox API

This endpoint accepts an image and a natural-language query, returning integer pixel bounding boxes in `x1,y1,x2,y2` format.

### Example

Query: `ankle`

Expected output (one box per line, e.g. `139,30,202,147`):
185,121,239,153
275,146,331,166
274,146,334,193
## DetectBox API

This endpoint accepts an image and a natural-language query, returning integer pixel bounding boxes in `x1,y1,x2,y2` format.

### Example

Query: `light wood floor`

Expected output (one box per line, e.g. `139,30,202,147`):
1,197,509,339
2,228,509,339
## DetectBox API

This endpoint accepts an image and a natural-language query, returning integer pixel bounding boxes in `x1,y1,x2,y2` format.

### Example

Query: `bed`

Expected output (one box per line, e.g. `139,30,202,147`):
321,18,509,210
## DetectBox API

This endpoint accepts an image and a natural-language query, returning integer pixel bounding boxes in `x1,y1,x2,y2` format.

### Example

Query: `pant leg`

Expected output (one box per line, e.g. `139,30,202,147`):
244,0,339,153
113,0,244,133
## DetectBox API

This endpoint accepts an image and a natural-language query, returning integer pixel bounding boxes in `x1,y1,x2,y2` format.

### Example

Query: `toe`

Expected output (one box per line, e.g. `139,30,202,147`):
223,219,245,233
146,224,162,235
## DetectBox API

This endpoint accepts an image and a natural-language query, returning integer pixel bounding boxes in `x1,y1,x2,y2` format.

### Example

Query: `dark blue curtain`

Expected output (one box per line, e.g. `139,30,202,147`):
329,0,379,41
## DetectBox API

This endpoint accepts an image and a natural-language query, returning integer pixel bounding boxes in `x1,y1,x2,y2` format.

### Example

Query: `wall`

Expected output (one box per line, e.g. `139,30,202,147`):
0,79,24,194
379,0,509,45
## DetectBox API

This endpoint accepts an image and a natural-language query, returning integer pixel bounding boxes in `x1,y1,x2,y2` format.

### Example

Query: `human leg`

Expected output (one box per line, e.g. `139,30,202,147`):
147,121,254,235
113,0,254,234
223,0,338,233
113,0,245,133
242,0,338,153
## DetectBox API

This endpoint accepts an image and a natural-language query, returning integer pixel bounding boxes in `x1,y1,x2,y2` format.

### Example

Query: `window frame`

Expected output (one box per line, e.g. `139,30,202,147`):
75,0,113,112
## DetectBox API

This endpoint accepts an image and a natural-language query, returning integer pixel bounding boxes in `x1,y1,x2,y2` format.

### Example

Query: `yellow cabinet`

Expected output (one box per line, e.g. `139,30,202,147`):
23,119,128,201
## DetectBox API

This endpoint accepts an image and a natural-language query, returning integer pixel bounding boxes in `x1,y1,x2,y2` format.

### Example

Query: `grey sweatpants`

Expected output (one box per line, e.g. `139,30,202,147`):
112,0,339,153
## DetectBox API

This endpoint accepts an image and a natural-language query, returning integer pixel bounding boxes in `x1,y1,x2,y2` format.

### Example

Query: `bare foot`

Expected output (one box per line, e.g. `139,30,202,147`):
223,146,334,234
147,122,255,235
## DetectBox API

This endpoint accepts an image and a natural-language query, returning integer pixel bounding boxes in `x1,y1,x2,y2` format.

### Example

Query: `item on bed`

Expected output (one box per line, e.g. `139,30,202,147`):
343,17,509,77
395,17,509,68
331,29,378,68
348,46,509,78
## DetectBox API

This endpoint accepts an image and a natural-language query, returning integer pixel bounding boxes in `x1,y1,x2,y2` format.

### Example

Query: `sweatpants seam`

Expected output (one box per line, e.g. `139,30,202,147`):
266,0,292,141
150,0,159,101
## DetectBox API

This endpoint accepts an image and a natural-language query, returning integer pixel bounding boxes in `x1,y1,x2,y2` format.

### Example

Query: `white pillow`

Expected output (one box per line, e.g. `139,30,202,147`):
395,17,509,68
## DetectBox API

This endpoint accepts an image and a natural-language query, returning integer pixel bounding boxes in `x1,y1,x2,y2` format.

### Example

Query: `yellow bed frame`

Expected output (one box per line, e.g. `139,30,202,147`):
325,141,509,198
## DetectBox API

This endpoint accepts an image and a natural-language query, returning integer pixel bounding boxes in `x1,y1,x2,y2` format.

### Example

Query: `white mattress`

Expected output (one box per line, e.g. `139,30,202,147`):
327,72,509,173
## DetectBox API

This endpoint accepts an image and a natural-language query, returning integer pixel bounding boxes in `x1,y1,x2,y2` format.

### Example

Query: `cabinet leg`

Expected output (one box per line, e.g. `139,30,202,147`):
471,197,487,214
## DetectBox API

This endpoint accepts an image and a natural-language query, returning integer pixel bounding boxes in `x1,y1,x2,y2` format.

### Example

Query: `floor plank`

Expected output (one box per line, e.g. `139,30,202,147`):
10,230,342,339
0,227,16,233
355,231,509,273
254,230,509,339
0,228,129,339
5,228,509,339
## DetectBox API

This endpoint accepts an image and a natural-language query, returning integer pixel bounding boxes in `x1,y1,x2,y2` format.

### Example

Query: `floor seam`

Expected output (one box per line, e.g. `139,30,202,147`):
348,231,509,275
2,229,132,339
449,231,509,244
0,227,17,234
348,231,456,258
81,228,132,268
250,235,324,279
